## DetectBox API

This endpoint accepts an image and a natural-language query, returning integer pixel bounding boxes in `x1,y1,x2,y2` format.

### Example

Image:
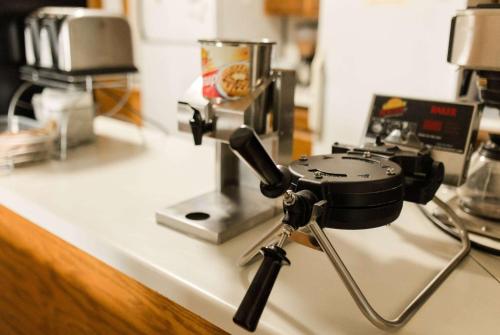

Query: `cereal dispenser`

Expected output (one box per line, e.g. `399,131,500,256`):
156,40,295,244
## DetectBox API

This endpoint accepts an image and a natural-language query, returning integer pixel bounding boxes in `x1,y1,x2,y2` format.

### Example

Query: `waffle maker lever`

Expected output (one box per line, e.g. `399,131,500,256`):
229,126,471,332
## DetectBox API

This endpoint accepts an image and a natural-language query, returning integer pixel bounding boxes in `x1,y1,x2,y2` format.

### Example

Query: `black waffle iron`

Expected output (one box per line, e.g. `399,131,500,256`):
229,126,470,332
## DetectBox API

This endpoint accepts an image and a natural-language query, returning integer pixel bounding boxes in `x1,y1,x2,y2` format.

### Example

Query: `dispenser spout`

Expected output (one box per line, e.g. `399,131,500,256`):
188,106,213,145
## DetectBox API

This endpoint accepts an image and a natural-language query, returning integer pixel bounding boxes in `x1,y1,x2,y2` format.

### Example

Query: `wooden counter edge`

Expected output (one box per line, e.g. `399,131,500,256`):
0,205,228,335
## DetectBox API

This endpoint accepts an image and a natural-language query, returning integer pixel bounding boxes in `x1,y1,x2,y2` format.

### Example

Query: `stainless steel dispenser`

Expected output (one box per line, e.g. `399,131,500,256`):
156,40,295,244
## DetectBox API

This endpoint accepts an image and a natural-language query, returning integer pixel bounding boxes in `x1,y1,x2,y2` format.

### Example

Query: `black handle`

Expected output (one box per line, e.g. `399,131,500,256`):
233,247,290,332
491,133,500,146
229,126,283,186
189,107,213,145
447,15,457,64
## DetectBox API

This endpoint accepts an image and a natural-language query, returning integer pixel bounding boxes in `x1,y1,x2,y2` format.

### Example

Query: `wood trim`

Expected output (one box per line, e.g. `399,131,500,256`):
0,205,227,335
293,107,312,159
294,107,310,131
264,0,319,18
293,129,312,159
123,0,129,16
87,0,128,14
94,88,142,126
87,0,102,8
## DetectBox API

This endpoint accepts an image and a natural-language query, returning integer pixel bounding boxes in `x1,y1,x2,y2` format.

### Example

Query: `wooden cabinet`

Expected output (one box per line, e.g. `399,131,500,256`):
264,0,319,18
293,107,312,159
94,88,142,126
0,206,226,335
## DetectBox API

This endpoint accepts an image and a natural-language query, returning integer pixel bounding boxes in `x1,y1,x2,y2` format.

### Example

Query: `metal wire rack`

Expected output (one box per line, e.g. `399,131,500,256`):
8,67,136,160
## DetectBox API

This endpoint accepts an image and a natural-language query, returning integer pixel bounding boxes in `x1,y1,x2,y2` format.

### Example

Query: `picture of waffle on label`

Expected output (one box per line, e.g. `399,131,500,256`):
219,63,250,97
379,98,407,117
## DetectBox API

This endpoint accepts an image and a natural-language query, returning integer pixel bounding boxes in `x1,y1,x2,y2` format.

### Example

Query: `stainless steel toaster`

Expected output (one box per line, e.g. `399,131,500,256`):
25,7,136,74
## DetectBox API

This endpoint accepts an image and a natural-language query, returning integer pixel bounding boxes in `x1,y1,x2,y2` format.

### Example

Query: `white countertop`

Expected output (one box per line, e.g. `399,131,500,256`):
1,117,499,335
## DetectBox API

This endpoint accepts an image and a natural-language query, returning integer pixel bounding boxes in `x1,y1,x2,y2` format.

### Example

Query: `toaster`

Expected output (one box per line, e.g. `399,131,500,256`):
25,7,136,74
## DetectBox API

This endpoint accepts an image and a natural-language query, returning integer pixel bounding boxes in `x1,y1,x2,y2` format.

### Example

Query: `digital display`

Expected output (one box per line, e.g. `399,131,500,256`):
422,119,443,132
366,95,477,153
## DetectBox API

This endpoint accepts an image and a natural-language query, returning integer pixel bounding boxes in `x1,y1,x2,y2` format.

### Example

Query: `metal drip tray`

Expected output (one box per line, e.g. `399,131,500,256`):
156,185,278,244
439,197,500,239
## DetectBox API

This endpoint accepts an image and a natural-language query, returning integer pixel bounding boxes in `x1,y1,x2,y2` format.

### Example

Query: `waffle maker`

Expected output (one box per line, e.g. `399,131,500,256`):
229,126,470,332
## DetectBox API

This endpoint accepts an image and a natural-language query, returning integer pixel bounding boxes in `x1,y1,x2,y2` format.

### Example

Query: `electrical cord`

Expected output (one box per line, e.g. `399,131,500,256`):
101,89,132,118
97,88,170,136
7,82,33,122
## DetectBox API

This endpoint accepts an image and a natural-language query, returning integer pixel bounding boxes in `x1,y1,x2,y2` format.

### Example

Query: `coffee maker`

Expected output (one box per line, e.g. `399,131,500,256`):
156,40,295,244
424,5,500,253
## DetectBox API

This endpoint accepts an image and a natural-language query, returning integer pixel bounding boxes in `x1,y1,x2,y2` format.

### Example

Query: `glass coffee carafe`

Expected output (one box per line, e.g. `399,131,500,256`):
458,134,500,220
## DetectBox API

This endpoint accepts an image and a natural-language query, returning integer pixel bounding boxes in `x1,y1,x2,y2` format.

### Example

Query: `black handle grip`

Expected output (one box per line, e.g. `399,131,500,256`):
189,107,213,145
229,126,283,186
233,247,290,332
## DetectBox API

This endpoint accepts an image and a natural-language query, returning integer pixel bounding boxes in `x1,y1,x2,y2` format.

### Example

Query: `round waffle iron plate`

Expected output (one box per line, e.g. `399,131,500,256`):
289,153,405,229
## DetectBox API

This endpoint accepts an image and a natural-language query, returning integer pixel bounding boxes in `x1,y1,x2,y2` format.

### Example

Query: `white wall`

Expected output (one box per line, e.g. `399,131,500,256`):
316,0,467,152
136,0,281,134
216,0,282,41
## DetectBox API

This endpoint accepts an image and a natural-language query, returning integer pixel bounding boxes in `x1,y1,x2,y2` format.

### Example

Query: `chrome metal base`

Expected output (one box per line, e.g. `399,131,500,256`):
156,186,278,244
421,196,500,254
431,196,500,240
238,197,470,331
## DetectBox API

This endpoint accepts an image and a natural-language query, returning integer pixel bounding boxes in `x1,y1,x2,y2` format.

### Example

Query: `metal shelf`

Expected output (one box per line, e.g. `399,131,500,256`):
10,66,138,161
20,66,136,91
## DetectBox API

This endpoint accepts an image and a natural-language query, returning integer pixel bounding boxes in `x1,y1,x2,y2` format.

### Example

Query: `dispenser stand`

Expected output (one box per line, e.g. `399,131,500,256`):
156,142,278,244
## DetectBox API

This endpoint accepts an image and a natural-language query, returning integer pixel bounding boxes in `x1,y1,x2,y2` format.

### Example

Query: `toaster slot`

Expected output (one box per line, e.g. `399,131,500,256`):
24,17,41,66
40,15,65,70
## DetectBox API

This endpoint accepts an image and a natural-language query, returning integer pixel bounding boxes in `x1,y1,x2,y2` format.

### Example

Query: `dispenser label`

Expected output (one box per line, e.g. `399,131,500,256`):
201,45,250,100
365,95,478,153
